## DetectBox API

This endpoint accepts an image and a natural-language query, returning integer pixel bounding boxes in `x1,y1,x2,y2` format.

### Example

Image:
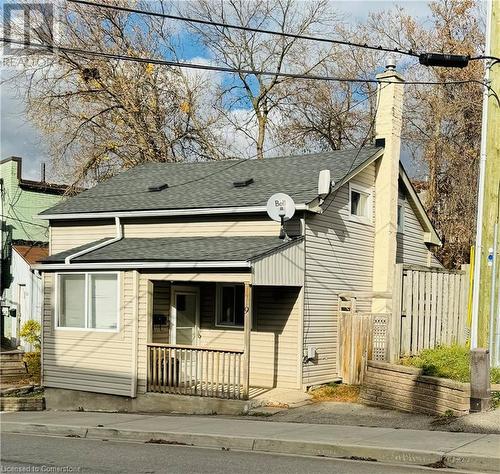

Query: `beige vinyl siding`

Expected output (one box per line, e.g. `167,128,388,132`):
50,215,288,254
42,271,135,396
396,189,441,267
198,284,301,389
50,220,116,254
252,240,305,286
303,164,375,386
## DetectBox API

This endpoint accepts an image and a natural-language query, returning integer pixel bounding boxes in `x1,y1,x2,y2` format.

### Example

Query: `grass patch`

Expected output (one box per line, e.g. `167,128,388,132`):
310,384,360,402
401,345,500,383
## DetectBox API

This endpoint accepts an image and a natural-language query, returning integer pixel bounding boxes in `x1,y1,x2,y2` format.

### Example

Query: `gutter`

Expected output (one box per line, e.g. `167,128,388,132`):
38,204,311,221
65,216,123,264
33,260,251,271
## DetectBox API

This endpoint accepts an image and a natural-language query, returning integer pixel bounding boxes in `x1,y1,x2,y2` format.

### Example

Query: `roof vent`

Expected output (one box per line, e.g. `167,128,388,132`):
233,178,254,188
148,183,169,192
375,138,386,148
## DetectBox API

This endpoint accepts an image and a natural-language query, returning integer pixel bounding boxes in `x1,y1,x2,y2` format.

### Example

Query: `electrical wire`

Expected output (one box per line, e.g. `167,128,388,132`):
155,86,383,192
0,37,491,90
46,86,381,202
67,0,420,58
320,83,386,215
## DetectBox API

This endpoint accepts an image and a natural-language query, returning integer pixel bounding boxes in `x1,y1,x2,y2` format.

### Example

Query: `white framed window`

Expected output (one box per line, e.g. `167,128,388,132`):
56,272,119,331
397,202,405,233
215,284,244,328
349,183,372,224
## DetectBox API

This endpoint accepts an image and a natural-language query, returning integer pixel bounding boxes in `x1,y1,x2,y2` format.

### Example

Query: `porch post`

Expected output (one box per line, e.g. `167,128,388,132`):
242,283,252,399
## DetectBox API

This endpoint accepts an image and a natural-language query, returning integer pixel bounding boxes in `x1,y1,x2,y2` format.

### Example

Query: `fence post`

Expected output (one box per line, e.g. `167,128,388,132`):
470,348,491,412
389,264,404,363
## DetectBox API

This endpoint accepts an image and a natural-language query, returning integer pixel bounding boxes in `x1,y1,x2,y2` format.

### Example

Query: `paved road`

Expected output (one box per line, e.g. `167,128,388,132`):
1,433,473,474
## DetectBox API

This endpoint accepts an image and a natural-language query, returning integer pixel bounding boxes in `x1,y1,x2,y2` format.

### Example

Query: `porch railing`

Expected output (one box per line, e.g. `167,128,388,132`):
147,343,245,400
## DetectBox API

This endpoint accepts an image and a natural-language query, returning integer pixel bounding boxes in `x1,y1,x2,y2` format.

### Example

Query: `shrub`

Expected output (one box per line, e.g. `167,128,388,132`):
23,351,41,382
491,367,500,384
401,345,498,384
20,320,41,350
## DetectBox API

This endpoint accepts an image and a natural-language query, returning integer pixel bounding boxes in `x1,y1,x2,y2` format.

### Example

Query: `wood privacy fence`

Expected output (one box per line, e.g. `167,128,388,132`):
394,264,470,357
147,344,244,399
338,311,388,385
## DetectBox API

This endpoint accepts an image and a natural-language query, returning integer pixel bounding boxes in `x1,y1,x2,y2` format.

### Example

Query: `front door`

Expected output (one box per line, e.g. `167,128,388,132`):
170,286,200,345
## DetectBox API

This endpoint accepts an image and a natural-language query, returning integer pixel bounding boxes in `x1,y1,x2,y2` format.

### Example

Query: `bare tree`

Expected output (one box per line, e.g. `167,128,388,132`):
183,0,339,159
5,1,225,188
274,40,381,153
365,0,484,268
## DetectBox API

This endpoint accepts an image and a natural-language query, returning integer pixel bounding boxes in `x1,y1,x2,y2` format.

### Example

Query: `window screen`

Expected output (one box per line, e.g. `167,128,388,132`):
90,274,118,329
57,273,118,330
59,274,85,328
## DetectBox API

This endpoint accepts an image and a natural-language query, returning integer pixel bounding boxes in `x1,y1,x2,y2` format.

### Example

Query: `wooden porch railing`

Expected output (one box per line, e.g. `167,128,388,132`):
147,344,245,400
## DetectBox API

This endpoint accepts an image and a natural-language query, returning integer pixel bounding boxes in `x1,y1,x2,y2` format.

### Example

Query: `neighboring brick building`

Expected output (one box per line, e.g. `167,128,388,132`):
0,157,69,348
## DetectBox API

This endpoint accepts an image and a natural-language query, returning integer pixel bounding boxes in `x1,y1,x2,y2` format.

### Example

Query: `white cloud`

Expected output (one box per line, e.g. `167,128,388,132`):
1,1,434,176
0,71,49,181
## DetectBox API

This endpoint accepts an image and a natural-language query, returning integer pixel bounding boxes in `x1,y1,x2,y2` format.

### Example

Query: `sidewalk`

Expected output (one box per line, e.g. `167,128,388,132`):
2,411,500,472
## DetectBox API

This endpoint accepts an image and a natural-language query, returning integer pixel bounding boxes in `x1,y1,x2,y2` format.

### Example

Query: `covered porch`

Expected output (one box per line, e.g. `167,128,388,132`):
145,277,303,401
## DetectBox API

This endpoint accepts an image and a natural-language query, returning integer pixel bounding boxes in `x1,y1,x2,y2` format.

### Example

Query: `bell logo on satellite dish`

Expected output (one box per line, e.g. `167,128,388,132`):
266,193,296,240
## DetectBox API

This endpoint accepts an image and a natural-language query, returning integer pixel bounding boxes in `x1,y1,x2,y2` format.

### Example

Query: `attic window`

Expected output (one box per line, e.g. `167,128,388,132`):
148,183,169,192
349,182,372,224
233,178,254,188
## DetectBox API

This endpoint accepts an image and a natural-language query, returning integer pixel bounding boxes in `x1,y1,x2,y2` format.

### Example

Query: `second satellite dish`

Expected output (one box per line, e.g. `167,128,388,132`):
266,193,296,222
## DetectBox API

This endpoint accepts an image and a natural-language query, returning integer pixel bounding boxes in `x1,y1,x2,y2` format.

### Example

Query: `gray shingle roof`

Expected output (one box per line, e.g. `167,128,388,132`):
44,236,302,263
40,147,382,215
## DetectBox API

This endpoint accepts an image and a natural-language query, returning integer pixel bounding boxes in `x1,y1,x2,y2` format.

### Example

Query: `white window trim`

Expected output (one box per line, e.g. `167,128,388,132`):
348,182,372,225
215,283,244,328
397,200,405,234
55,272,120,333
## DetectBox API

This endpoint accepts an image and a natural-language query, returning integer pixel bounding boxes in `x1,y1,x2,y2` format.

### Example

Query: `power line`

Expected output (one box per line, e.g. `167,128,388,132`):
69,0,500,65
0,214,48,229
321,84,385,215
166,86,382,192
0,37,489,90
67,0,420,58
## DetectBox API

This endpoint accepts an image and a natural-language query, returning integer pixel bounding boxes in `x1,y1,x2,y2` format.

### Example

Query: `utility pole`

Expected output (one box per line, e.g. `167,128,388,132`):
470,0,500,357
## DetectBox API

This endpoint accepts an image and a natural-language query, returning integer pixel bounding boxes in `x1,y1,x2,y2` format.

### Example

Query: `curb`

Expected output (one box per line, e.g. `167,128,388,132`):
2,422,498,473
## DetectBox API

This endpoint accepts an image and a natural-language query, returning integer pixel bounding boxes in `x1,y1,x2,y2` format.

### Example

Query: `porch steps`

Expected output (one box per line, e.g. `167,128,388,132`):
0,351,27,381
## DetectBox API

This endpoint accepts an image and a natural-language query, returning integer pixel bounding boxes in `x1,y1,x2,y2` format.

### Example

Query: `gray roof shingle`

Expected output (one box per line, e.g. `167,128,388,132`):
40,147,382,215
44,236,302,263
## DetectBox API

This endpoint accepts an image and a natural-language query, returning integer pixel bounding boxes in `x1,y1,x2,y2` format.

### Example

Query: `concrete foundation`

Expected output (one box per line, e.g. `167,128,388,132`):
44,388,251,415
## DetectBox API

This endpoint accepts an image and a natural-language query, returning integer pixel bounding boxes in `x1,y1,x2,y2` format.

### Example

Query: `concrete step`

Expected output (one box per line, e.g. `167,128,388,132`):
0,360,26,368
0,368,27,376
0,373,28,381
0,352,24,362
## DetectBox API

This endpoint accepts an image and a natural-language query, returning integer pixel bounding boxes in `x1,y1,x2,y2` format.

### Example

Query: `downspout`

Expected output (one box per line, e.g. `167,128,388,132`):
65,217,122,264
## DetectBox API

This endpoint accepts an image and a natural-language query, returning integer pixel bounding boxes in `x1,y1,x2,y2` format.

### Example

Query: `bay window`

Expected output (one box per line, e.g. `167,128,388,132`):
57,273,119,331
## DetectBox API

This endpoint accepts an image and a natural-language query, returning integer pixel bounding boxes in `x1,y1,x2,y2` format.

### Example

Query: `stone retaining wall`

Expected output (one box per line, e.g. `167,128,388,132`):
360,361,470,416
0,397,45,412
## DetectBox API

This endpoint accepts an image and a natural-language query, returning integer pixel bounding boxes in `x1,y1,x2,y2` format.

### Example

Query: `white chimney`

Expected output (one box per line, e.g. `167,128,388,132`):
371,59,405,316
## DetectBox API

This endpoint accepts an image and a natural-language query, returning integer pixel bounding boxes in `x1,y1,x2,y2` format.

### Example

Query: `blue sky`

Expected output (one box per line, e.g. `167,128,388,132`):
0,1,432,180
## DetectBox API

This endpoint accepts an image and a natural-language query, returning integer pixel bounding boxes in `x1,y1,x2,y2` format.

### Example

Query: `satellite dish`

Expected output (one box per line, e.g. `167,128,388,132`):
266,193,296,222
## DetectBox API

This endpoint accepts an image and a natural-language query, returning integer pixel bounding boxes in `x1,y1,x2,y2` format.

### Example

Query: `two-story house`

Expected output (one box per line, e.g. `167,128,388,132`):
1,157,69,349
33,63,441,413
